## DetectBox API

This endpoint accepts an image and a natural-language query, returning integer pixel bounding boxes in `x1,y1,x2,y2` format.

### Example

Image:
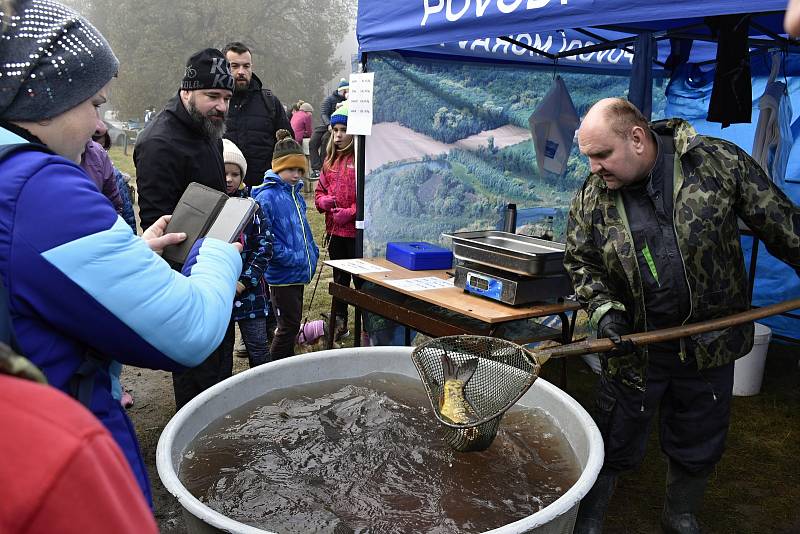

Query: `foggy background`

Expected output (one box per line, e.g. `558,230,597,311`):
62,0,358,121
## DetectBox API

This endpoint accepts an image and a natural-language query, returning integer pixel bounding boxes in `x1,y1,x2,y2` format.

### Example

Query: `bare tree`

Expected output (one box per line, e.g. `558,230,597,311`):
66,0,355,120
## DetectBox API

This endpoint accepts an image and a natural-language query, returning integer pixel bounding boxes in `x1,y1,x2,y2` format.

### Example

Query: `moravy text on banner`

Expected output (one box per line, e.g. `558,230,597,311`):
422,0,569,26
450,33,634,65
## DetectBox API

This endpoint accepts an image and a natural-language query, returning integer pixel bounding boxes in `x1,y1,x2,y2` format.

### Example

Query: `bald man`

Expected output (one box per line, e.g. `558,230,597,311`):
564,98,800,534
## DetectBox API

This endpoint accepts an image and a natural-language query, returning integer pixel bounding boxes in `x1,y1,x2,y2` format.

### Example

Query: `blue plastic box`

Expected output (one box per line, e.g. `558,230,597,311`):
386,242,453,271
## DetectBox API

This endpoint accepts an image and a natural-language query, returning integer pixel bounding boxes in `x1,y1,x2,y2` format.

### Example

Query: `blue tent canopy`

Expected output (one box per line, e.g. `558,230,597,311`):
357,2,792,72
355,0,800,339
400,29,720,73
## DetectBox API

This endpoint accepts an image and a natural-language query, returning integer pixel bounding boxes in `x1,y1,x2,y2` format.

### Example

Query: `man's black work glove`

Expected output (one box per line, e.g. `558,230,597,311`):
597,309,636,357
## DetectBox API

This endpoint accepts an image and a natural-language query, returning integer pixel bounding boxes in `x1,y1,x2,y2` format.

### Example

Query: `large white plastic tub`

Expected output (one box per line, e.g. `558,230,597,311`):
157,347,604,534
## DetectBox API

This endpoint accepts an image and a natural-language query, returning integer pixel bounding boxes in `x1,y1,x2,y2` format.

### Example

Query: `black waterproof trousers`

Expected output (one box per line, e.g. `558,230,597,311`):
172,319,235,410
595,350,734,476
309,125,330,172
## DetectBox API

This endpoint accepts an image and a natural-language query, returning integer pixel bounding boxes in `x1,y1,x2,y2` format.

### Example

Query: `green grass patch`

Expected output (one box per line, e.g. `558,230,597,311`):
108,146,136,179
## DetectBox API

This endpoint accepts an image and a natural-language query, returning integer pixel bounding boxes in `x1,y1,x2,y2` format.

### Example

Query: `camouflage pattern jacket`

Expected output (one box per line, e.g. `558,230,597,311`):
565,119,800,390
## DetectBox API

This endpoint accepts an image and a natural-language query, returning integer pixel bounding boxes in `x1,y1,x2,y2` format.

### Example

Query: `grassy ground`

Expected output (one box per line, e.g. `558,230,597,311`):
540,345,800,534
111,149,799,533
108,146,136,176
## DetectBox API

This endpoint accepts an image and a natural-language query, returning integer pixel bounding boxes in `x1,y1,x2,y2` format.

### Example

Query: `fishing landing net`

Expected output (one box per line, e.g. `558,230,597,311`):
411,335,541,452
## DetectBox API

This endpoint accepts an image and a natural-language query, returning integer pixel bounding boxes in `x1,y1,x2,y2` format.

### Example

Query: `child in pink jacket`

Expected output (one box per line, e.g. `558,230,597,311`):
314,103,356,340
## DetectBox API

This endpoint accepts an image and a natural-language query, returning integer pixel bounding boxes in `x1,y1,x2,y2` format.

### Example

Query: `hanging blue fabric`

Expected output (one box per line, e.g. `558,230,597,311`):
752,53,793,188
628,32,656,119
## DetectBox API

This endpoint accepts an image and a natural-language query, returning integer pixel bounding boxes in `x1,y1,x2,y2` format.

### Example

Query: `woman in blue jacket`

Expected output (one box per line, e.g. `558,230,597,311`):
0,0,242,504
253,130,319,359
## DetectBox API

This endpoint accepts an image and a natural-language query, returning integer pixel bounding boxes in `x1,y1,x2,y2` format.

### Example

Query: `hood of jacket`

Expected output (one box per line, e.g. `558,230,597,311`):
258,169,305,195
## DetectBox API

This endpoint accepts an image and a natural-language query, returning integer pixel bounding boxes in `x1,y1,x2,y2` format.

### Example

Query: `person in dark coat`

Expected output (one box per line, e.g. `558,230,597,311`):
134,48,239,410
134,48,234,231
223,41,294,188
309,78,349,177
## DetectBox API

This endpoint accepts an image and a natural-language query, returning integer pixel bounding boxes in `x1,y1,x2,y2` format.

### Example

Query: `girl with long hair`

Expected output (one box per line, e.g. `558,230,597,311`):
314,103,357,340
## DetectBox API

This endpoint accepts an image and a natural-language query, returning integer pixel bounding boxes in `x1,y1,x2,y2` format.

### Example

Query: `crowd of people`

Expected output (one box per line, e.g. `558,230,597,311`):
1,0,800,532
0,0,360,529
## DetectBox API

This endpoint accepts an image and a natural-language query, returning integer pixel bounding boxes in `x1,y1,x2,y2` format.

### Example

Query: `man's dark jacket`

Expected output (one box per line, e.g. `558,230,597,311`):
320,90,346,126
225,73,293,187
133,93,226,230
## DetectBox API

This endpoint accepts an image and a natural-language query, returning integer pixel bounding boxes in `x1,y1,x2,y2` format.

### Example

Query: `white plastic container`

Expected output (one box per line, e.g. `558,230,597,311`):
157,346,604,534
733,322,772,396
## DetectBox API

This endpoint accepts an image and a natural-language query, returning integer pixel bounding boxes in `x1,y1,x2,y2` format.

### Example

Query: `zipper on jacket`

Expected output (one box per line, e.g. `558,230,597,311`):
291,186,314,282
613,193,648,394
697,368,719,402
671,153,694,357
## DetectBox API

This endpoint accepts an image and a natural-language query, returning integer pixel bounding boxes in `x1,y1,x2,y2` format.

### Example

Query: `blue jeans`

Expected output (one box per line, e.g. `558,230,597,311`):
238,316,274,368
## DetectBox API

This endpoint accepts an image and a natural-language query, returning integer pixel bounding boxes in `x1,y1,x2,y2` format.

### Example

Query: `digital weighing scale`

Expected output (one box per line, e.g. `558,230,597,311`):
445,230,573,306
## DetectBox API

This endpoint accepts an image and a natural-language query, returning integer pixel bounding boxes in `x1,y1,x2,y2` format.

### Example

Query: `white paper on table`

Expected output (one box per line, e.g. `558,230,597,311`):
346,72,374,136
385,277,455,291
325,259,390,274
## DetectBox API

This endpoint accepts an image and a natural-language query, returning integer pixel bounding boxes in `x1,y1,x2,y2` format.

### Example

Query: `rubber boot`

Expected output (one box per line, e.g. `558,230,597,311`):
661,460,709,534
574,472,617,534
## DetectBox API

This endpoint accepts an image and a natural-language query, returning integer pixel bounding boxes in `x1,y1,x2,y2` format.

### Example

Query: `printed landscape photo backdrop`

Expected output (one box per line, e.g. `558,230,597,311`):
363,51,666,255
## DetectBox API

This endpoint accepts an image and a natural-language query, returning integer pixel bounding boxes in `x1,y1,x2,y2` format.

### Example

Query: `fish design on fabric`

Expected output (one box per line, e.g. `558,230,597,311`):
438,353,480,425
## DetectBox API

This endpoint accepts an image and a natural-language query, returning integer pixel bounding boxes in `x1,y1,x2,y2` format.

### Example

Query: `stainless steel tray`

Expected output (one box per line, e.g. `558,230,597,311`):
444,230,566,276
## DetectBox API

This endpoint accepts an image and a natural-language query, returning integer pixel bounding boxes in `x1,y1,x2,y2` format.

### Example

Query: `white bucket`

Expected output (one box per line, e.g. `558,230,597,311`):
733,322,772,396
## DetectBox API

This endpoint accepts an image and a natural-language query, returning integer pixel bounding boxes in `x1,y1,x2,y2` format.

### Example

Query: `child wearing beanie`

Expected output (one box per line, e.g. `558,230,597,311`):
252,130,319,359
223,139,275,368
315,102,357,341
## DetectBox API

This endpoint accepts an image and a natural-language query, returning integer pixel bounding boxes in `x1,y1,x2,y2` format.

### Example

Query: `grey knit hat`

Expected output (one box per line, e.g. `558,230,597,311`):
0,0,119,121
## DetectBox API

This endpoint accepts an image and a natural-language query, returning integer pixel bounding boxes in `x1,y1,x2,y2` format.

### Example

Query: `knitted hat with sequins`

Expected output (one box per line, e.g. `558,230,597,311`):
0,0,119,121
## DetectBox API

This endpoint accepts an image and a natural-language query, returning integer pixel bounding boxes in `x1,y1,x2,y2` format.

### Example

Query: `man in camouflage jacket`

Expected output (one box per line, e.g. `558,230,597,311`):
565,98,800,534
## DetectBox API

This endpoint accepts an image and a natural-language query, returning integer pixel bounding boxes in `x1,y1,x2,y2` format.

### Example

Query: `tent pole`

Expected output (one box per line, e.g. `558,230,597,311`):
355,52,368,259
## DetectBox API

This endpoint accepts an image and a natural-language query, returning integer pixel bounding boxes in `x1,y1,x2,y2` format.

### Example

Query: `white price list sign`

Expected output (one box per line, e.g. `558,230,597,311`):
385,277,455,291
346,72,375,136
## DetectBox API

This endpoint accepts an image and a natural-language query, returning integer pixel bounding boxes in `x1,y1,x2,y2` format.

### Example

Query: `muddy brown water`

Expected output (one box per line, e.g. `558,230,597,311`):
179,373,580,533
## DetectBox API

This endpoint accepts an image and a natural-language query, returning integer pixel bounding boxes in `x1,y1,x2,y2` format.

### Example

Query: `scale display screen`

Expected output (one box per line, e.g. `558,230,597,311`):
465,272,503,300
469,275,490,291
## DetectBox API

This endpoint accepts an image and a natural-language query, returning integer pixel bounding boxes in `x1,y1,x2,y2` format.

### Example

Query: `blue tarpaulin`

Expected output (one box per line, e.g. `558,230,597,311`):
358,1,789,62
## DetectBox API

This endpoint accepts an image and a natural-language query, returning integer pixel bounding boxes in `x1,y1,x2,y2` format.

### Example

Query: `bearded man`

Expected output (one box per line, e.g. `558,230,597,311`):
134,48,237,409
135,48,233,230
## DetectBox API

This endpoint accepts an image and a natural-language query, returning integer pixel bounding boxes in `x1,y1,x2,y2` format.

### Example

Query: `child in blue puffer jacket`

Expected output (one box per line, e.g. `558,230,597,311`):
252,130,319,359
223,139,275,367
